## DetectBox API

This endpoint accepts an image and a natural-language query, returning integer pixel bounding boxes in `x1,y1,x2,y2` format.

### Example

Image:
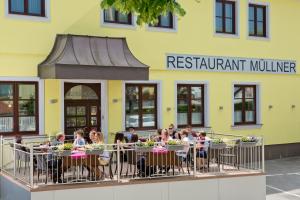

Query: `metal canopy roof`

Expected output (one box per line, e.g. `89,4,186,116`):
38,34,149,80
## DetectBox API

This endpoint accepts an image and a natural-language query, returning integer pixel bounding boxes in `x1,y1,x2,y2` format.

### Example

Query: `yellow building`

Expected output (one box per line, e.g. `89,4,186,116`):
0,0,299,159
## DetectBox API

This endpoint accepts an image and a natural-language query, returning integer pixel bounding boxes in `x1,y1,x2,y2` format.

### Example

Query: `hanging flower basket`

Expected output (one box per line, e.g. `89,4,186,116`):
85,149,104,155
239,136,258,147
135,146,154,152
210,143,227,150
166,144,184,151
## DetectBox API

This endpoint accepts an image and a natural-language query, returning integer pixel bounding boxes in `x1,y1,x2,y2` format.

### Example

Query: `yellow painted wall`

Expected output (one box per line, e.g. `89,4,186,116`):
0,0,300,145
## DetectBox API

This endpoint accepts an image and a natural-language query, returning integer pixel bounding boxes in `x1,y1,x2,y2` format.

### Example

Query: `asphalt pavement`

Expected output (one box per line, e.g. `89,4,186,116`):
266,157,300,200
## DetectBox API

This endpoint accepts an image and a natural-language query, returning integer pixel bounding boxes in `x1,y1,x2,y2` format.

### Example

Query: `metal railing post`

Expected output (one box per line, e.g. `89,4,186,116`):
13,143,16,177
0,135,3,170
117,140,121,182
193,141,197,177
261,137,265,173
29,145,34,187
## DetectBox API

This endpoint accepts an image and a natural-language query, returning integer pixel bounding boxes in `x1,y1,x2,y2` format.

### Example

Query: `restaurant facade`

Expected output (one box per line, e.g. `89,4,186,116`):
0,0,300,159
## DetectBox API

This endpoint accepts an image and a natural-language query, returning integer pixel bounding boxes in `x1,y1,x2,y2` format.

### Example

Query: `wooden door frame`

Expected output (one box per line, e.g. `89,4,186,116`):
63,82,101,136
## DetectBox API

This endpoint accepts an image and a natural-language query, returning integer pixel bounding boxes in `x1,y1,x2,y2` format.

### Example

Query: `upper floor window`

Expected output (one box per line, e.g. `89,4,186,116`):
9,0,46,17
104,8,132,25
234,85,256,125
215,0,236,34
249,4,267,37
125,84,157,130
0,82,39,135
177,84,204,128
151,12,174,29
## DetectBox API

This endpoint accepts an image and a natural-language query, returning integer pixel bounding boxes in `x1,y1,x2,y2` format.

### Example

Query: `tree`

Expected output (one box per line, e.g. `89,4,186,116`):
100,0,186,25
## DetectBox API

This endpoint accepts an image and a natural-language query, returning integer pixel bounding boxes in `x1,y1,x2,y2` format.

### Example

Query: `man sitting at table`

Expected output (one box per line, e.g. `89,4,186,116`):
49,133,65,183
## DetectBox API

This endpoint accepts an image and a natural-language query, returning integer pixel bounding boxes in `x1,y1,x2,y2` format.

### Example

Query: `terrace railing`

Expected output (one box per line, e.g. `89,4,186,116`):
0,134,264,188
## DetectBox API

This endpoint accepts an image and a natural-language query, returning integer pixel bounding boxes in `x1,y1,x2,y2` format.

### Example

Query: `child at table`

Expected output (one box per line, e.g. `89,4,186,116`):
73,129,86,147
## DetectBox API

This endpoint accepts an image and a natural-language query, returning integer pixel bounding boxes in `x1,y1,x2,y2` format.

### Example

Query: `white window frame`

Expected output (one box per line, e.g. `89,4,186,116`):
213,0,240,38
60,80,108,142
5,0,51,22
146,14,178,33
100,8,137,30
0,77,45,135
122,80,162,131
247,0,270,41
231,82,262,130
174,81,210,129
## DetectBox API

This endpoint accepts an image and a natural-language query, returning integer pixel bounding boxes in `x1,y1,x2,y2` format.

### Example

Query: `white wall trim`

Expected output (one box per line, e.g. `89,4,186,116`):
60,80,108,141
99,9,137,30
247,0,271,41
122,80,163,131
0,76,45,135
231,81,262,127
174,81,210,129
213,0,240,38
5,0,51,22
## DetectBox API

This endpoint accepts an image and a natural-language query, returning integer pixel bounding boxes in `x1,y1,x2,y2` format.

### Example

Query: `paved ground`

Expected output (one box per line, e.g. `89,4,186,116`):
266,157,300,200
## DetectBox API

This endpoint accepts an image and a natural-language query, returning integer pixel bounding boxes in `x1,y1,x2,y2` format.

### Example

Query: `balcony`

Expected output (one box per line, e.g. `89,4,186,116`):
0,133,266,200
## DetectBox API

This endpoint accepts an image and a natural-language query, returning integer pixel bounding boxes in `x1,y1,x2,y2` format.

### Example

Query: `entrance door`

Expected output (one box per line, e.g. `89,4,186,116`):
64,83,101,138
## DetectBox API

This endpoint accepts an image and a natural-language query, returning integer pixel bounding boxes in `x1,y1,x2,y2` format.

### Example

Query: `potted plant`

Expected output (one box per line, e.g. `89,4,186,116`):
210,138,226,150
239,136,258,147
85,143,104,155
135,140,155,152
166,140,184,151
55,143,73,156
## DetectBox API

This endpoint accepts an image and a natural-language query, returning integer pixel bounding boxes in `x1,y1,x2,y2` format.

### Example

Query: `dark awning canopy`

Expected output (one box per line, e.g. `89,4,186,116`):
38,34,149,80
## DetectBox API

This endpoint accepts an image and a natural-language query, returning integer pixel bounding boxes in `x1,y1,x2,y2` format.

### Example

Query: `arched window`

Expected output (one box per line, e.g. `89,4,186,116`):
65,85,98,100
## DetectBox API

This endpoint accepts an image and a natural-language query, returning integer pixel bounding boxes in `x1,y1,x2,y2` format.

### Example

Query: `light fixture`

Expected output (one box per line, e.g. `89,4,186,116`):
291,105,296,109
219,106,223,110
166,107,171,112
268,105,273,109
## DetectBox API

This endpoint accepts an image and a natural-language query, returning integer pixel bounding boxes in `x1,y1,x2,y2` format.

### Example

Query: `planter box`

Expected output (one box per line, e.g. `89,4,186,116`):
85,149,104,155
54,150,72,156
210,143,226,150
239,141,257,147
166,145,184,151
135,146,153,152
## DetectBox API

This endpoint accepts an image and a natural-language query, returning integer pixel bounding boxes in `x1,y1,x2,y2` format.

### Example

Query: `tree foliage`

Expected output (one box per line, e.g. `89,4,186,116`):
100,0,186,25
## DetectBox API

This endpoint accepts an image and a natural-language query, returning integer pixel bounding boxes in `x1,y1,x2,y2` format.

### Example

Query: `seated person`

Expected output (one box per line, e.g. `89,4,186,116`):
168,123,177,139
87,130,96,144
186,125,197,141
94,132,104,144
160,128,173,146
73,129,86,147
196,132,209,169
49,133,65,183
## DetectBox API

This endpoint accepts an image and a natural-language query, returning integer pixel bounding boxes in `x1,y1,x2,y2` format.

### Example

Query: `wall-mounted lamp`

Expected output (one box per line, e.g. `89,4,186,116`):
166,107,172,112
219,106,224,110
268,105,273,109
112,99,119,103
291,105,296,109
49,99,58,104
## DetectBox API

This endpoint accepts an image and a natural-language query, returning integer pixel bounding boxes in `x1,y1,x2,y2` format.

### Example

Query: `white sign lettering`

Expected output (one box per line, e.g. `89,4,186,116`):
166,54,296,74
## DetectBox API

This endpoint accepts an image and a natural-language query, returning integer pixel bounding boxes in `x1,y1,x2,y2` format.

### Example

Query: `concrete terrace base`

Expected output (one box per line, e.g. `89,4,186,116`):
0,173,266,200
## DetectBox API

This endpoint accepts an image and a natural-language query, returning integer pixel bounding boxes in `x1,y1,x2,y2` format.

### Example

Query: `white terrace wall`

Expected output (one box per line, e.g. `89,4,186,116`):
30,175,266,200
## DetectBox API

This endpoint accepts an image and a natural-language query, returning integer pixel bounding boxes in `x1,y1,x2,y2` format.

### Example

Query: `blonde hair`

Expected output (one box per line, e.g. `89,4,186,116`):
95,132,104,144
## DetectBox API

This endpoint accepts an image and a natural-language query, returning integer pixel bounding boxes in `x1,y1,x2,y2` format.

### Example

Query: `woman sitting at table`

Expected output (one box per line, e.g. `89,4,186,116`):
160,128,173,146
95,132,104,144
73,129,86,147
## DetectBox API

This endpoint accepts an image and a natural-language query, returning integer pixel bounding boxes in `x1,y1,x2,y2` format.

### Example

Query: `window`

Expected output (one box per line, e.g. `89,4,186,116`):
177,85,204,127
0,82,38,135
9,0,46,17
249,4,267,37
125,84,157,130
215,0,236,34
234,85,256,125
151,12,174,29
103,8,132,25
